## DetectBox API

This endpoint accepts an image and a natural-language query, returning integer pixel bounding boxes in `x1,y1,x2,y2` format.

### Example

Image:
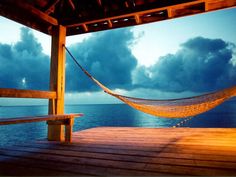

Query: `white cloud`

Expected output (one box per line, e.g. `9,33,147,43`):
65,91,121,105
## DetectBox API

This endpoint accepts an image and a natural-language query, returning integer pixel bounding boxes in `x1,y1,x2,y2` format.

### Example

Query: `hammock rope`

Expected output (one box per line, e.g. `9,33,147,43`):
172,117,193,128
64,45,236,118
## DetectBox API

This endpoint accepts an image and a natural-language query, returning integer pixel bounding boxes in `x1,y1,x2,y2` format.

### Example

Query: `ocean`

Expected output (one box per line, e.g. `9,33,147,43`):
1,100,236,147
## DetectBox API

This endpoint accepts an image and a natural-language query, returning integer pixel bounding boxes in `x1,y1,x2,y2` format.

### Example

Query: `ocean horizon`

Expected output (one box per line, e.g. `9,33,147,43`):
1,100,236,147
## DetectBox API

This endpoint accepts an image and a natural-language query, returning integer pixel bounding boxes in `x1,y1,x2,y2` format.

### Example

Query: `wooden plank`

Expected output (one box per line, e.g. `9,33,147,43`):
0,113,83,125
135,15,141,24
24,141,236,159
68,0,76,11
4,145,236,170
97,0,102,6
71,138,236,149
44,0,60,14
72,129,236,137
0,154,92,176
206,0,236,11
82,24,89,32
0,152,167,176
69,141,236,156
1,127,236,175
19,142,236,161
0,160,78,176
48,25,66,141
72,134,236,140
77,127,236,132
1,147,235,176
0,88,56,99
72,134,236,147
72,128,236,141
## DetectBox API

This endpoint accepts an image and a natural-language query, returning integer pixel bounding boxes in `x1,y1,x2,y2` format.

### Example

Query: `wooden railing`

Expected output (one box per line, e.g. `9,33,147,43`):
0,88,83,142
0,88,56,99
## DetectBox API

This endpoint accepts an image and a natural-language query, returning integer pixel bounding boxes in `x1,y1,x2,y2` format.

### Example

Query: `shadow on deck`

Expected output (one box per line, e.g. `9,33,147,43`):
1,127,236,176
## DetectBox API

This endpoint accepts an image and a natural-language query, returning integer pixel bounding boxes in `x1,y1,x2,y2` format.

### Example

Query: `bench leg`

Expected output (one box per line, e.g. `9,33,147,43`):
65,118,74,142
47,118,74,142
47,124,64,141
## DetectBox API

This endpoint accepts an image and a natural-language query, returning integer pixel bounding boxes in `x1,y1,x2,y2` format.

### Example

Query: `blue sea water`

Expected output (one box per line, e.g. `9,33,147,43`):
1,100,236,147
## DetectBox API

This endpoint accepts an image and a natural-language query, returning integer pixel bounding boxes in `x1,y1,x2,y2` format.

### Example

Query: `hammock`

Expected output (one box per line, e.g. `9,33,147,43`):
65,46,236,118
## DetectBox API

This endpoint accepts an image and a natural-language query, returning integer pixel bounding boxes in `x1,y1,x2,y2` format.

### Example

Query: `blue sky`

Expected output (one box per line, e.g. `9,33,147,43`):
0,8,236,105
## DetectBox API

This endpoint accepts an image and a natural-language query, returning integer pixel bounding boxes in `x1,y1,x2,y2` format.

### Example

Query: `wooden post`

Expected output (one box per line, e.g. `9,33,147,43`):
65,118,74,142
48,25,66,141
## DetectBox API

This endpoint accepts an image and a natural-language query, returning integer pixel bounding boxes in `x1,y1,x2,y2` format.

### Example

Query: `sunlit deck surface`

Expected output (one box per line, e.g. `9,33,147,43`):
1,127,236,176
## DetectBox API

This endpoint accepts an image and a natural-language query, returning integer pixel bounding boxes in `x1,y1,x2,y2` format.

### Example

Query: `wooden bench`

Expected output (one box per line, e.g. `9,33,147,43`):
0,113,83,142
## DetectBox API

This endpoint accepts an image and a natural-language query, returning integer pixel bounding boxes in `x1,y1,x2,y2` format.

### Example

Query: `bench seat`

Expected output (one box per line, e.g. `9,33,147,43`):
0,113,83,142
0,113,83,125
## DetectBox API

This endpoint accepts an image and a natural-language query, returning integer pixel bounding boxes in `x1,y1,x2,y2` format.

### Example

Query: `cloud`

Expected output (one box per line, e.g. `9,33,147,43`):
0,27,137,93
1,27,236,96
0,27,50,90
133,37,236,92
65,28,137,92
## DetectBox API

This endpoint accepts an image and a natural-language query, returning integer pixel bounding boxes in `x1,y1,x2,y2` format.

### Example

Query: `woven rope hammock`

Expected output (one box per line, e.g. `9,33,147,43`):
65,46,236,118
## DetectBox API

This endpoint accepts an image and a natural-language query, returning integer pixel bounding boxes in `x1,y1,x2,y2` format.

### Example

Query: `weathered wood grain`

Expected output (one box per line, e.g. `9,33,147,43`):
0,113,83,125
1,127,236,176
0,88,56,99
48,25,66,141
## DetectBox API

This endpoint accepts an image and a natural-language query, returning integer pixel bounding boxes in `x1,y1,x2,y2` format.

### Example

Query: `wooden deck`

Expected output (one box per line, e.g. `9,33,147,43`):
1,127,236,176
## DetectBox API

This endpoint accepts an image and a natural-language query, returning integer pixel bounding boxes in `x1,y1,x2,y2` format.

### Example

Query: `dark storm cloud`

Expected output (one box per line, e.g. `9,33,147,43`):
0,27,137,92
1,27,235,94
0,27,50,90
65,28,137,92
133,37,236,92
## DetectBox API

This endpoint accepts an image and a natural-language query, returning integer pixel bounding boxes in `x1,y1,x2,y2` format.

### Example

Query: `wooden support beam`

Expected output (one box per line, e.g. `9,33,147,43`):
44,0,60,14
82,24,89,32
1,0,58,26
15,1,58,26
68,0,76,11
204,0,209,11
205,0,236,11
134,15,141,24
108,20,113,28
97,0,102,6
0,0,58,35
66,0,236,35
48,25,66,141
125,1,129,8
0,4,49,34
66,1,208,28
167,8,173,18
0,88,56,99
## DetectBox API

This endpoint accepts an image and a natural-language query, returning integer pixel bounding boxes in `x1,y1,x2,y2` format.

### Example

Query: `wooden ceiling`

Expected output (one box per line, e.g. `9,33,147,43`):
0,0,236,36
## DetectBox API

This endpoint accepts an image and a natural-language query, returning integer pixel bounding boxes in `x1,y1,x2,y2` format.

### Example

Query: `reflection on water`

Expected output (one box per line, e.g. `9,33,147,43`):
0,101,236,146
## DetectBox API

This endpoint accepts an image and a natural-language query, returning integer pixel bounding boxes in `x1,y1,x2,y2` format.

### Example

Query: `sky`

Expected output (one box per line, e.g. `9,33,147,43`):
0,7,236,105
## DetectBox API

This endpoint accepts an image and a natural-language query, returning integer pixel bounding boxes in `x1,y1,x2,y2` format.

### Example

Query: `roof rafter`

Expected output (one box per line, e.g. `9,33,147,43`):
66,0,236,36
44,0,61,15
0,0,235,36
0,0,58,34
